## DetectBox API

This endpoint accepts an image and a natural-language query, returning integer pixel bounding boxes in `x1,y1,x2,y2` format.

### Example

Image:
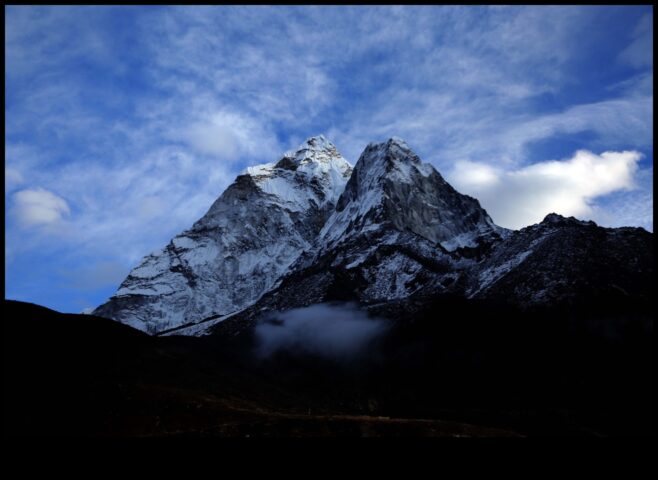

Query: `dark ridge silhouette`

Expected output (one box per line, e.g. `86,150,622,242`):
4,297,652,437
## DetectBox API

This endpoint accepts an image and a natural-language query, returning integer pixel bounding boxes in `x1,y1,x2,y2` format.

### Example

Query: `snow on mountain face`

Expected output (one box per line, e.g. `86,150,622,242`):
93,136,352,334
198,139,513,336
466,213,654,306
286,137,508,280
243,135,351,213
206,211,653,339
319,137,506,253
93,134,652,338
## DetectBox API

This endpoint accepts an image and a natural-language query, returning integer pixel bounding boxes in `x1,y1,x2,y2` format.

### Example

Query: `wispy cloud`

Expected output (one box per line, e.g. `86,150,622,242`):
174,109,282,162
5,5,653,312
5,167,24,191
618,12,653,69
6,145,235,266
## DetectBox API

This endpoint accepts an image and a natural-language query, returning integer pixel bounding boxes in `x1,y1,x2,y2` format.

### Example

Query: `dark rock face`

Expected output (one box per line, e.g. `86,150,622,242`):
467,215,654,307
204,211,652,342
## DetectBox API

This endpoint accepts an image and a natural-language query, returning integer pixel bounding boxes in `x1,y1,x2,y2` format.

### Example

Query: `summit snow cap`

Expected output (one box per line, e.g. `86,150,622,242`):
318,136,506,252
387,136,411,150
280,135,340,162
357,137,434,179
300,134,335,151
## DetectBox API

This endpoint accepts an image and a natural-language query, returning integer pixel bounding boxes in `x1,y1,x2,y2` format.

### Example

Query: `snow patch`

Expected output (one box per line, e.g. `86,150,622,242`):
471,250,533,297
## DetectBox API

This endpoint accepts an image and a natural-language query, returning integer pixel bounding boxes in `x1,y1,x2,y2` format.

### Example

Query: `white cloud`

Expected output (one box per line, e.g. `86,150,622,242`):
5,144,236,266
589,166,653,232
448,150,642,229
447,161,501,189
255,303,387,359
11,188,71,227
182,120,240,160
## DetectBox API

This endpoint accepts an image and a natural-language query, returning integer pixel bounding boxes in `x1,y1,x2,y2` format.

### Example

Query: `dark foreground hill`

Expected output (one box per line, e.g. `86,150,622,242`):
4,298,652,437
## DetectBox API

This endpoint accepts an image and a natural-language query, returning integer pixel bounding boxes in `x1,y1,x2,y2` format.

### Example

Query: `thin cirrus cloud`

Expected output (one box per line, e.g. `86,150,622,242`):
175,110,283,162
4,6,653,313
618,12,653,69
448,150,643,230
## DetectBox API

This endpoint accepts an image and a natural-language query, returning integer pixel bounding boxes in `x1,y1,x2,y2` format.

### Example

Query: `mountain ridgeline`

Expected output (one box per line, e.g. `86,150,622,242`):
93,136,653,336
8,136,653,437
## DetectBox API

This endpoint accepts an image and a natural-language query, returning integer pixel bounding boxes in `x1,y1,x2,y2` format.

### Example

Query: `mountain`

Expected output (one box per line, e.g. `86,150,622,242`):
319,137,507,253
93,135,352,333
181,138,504,335
95,135,652,337
195,140,651,337
11,134,653,436
466,213,654,306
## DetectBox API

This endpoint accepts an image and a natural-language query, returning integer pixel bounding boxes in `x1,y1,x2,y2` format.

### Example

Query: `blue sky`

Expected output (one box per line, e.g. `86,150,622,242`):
5,6,653,313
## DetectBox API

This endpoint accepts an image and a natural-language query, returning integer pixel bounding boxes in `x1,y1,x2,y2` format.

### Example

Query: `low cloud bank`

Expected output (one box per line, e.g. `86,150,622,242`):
254,302,388,359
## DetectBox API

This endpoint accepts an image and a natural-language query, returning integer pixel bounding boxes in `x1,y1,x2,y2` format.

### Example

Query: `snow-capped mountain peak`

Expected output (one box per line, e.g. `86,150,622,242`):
278,135,348,169
93,134,652,338
289,134,336,154
243,136,352,211
320,138,505,251
354,137,434,185
94,136,352,334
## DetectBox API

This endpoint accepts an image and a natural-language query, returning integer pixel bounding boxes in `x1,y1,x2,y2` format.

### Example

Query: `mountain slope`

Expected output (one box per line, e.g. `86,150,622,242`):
94,136,352,333
467,213,654,306
94,135,652,339
200,138,511,336
198,140,652,337
319,137,507,253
